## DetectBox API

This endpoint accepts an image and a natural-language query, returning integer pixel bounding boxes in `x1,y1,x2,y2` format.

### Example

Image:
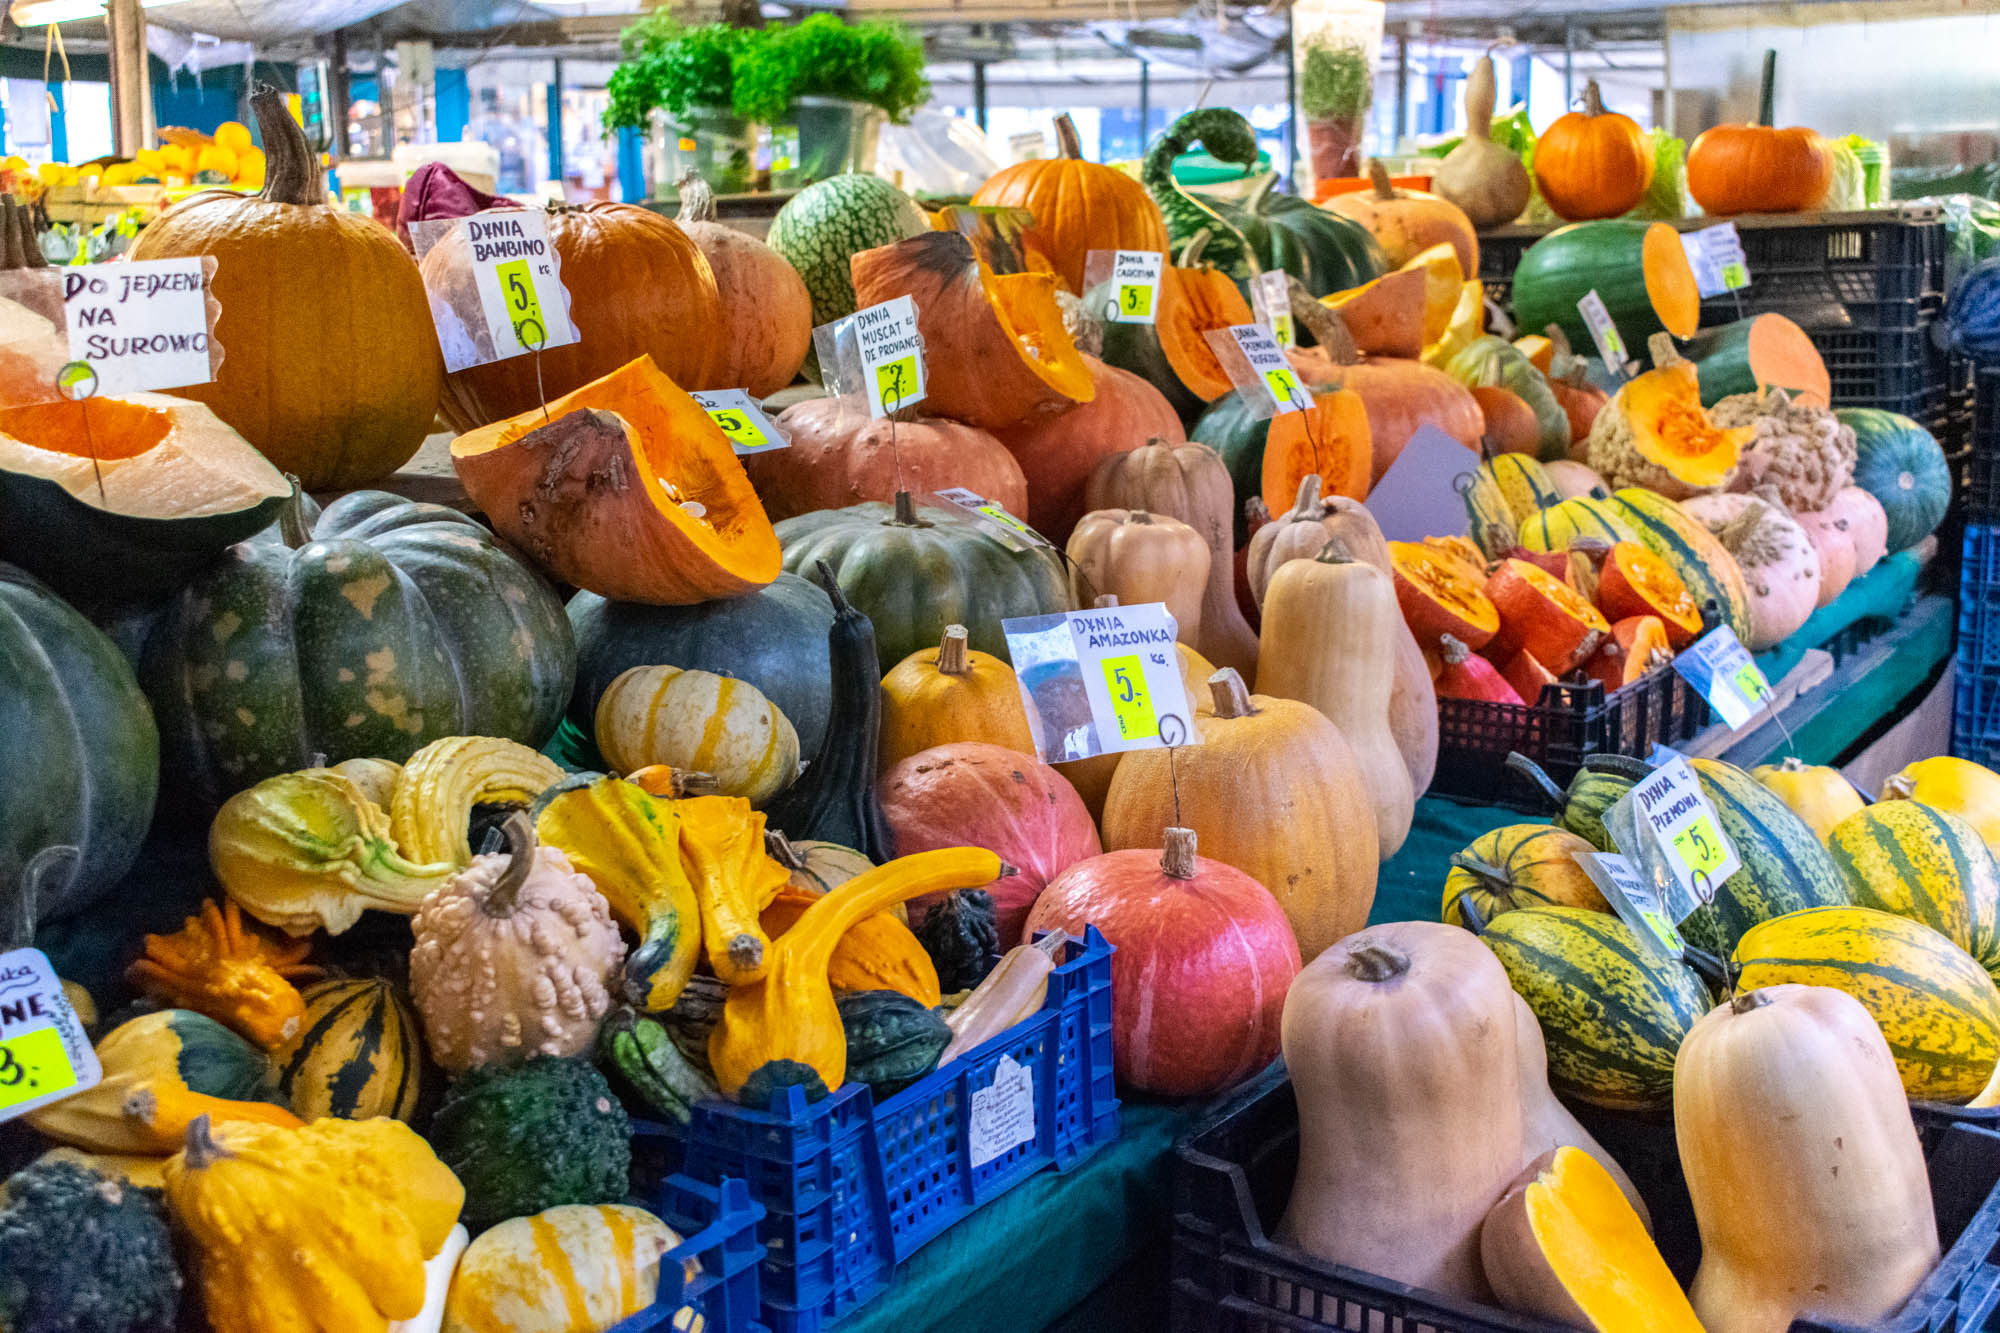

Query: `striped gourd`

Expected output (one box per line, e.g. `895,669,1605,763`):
1504,752,1650,850
1482,455,1564,526
594,664,800,807
442,1203,692,1332
1476,906,1713,1110
1826,801,2000,983
1734,906,2000,1102
1606,488,1753,643
271,978,423,1121
1462,466,1522,560
1677,757,1850,956
1441,823,1610,927
1517,496,1638,554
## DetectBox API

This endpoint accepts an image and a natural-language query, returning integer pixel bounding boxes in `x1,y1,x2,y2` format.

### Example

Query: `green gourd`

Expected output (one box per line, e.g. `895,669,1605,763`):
836,990,952,1098
427,1057,630,1232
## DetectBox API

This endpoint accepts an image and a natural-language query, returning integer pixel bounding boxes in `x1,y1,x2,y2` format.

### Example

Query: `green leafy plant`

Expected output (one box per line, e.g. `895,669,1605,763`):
1300,42,1372,120
732,15,931,124
605,15,750,132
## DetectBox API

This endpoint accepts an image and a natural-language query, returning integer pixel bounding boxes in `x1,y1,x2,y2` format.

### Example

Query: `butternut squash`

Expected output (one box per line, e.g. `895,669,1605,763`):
1509,993,1647,1229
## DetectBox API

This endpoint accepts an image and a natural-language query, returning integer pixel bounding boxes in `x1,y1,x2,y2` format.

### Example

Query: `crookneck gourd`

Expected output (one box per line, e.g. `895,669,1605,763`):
387,735,564,868
677,795,791,985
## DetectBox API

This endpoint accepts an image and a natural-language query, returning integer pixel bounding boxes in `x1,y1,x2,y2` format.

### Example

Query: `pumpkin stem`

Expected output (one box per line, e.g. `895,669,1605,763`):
1645,331,1682,371
1504,751,1570,813
1178,228,1213,269
1054,113,1084,161
891,491,924,528
764,830,806,869
1438,633,1472,667
1447,852,1512,894
1756,49,1777,128
1160,826,1199,881
1093,594,1120,608
181,1114,233,1169
936,624,971,675
1313,535,1355,564
1344,939,1410,982
1581,79,1605,118
1129,509,1155,524
1882,773,1916,800
1367,158,1395,201
1714,499,1769,554
1681,946,1730,995
482,810,539,917
810,558,857,618
676,173,717,224
1289,284,1359,365
1584,753,1656,781
0,197,46,270
1287,474,1324,521
1207,668,1258,719
276,479,313,549
249,83,320,207
1730,987,1771,1016
1451,889,1491,935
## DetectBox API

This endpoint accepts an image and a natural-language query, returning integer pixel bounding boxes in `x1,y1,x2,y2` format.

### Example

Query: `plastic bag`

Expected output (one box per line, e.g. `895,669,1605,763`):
875,111,1003,197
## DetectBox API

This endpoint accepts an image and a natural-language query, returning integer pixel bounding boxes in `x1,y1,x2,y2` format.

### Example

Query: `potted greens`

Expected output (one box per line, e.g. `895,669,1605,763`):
605,15,758,193
732,15,930,186
1300,40,1373,183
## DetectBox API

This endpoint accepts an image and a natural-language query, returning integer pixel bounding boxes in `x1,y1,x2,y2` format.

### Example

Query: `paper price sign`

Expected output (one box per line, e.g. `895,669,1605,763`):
854,296,927,418
1001,603,1197,763
1252,270,1294,347
1614,755,1743,914
1577,290,1628,372
61,257,218,395
1681,223,1752,299
1091,250,1164,325
934,487,1051,550
1574,851,1687,958
1206,324,1308,417
1673,625,1771,730
464,211,577,360
0,948,100,1123
689,390,786,455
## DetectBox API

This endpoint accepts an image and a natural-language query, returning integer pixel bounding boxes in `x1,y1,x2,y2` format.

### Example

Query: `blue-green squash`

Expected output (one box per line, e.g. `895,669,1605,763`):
1838,408,1950,553
836,989,951,1099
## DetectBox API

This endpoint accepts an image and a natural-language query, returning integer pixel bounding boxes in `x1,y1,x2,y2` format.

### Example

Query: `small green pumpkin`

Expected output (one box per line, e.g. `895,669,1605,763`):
837,990,951,1099
1838,408,1950,553
914,889,1002,993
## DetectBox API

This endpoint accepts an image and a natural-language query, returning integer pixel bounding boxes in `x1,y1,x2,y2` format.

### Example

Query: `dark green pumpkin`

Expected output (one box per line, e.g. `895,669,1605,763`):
837,989,951,1099
0,1158,182,1333
1,562,158,927
428,1056,631,1232
913,888,1001,993
1511,220,1697,354
141,490,574,810
1839,408,1951,553
775,492,1071,674
1189,390,1276,548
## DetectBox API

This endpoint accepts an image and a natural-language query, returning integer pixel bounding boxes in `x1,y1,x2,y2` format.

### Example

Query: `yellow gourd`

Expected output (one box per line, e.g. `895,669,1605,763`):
677,795,792,985
1750,756,1864,842
387,736,564,867
760,886,941,1006
595,665,800,807
1885,756,2000,856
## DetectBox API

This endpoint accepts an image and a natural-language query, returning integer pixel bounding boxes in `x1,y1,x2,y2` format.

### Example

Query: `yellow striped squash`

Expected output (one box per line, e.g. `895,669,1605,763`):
1516,495,1639,553
1733,906,2000,1102
596,664,800,807
1481,454,1563,525
1440,823,1610,927
271,977,424,1122
1885,756,2000,856
1749,756,1865,842
441,1203,694,1333
1826,801,2000,982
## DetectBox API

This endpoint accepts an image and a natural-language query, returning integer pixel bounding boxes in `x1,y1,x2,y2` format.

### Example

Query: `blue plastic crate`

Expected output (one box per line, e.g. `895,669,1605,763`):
606,1171,769,1333
1954,522,2000,768
674,925,1120,1332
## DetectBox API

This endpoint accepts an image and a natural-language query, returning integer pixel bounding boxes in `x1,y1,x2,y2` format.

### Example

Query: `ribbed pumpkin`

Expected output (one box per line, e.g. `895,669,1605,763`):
1685,52,1833,216
1066,509,1210,648
1533,81,1653,221
1826,800,2000,983
674,175,810,396
1515,495,1639,553
878,625,1035,773
594,665,799,807
126,88,441,489
271,978,425,1122
970,114,1169,296
1323,160,1477,273
754,398,1027,523
1440,825,1609,928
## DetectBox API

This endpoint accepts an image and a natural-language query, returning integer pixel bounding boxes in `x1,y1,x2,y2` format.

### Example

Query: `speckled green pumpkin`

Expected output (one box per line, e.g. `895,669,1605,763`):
140,491,575,810
767,173,930,331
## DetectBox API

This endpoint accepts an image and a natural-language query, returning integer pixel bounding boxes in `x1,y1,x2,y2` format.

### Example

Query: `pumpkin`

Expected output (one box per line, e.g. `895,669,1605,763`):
1471,452,1564,529
1085,437,1260,676
1505,995,1648,1225
1591,541,1702,647
777,491,1072,673
1606,487,1756,646
126,898,317,1050
879,624,1036,773
165,1114,465,1333
1472,385,1542,455
1025,825,1299,1096
1484,557,1608,671
849,230,1095,430
1440,824,1608,927
1826,799,2000,982
594,665,798,807
1066,508,1209,647
1506,752,1646,851
753,398,1026,523
1500,648,1560,703
1511,222,1702,354
674,795,792,987
1324,159,1477,273
761,885,940,1007
1794,507,1855,608
1390,539,1500,650
1253,390,1376,517
767,172,931,332
428,1056,630,1231
450,355,781,605
271,977,425,1123
127,88,442,489
836,988,952,1096
0,1157,183,1333
1751,756,1865,842
879,742,1100,947
1685,51,1835,216
1584,614,1671,692
1093,229,1255,424
1105,670,1376,960
1480,1147,1699,1331
2,565,157,925
1285,298,1484,480
1679,493,1821,649
1256,541,1414,857
674,174,810,395
1533,81,1653,221
1430,54,1532,228
442,1204,688,1333
1443,335,1571,460
1316,266,1428,360
994,354,1186,545
1683,313,1831,406
1053,636,1221,822
970,113,1169,296
1278,922,1523,1300
409,813,625,1074
1540,457,1607,499
1515,494,1638,554
1712,387,1857,513
1434,634,1525,704
1676,985,1937,1333
1829,485,1889,575
1840,408,1950,552
1884,756,2000,857
1586,334,1751,499
0,391,289,616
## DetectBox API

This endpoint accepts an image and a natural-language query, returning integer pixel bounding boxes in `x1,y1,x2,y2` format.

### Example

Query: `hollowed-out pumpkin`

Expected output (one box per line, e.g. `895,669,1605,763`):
849,230,1095,430
451,355,781,605
126,88,442,489
1594,541,1702,647
1586,333,1754,498
1389,540,1500,651
1484,558,1609,670
970,113,1170,297
1095,230,1255,423
754,398,1026,523
1686,52,1834,216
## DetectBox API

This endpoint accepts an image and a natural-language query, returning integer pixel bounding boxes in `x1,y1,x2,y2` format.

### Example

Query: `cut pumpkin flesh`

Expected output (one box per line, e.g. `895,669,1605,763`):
1258,388,1374,515
986,269,1099,402
1389,540,1499,650
1684,312,1831,407
1502,648,1560,703
1514,334,1555,375
1158,264,1254,401
451,354,781,605
1585,615,1671,692
1399,243,1466,349
1596,542,1701,647
1639,221,1702,340
1318,267,1428,359
1485,558,1608,670
1617,339,1754,490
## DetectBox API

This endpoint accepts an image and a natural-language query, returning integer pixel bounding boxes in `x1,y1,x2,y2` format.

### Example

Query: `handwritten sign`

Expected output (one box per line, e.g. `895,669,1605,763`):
1252,270,1294,347
1682,222,1751,298
854,296,926,418
1608,755,1742,919
1574,851,1687,958
0,948,100,1123
1092,249,1164,325
968,1054,1037,1168
689,389,786,455
61,257,215,395
1205,324,1309,418
464,211,576,358
1002,603,1196,764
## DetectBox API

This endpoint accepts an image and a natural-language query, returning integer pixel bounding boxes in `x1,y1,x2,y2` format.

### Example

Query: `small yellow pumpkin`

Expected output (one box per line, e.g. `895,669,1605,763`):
1884,756,2000,856
1750,756,1865,842
878,623,1036,774
596,664,800,807
441,1203,692,1333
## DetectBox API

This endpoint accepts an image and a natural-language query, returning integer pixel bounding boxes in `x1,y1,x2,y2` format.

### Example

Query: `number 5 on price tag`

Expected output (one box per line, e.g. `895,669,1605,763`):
1608,755,1742,917
689,390,787,456
1100,654,1155,741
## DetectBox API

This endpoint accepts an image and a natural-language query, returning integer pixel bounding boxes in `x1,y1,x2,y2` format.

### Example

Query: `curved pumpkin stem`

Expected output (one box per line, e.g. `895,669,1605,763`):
181,1114,233,1169
482,811,539,917
1289,282,1360,366
1451,889,1491,935
276,480,314,550
677,173,717,224
1584,753,1657,781
249,84,320,207
1178,228,1214,269
1344,939,1409,982
1447,851,1513,894
1437,633,1473,667
764,830,806,870
8,845,77,951
1503,751,1569,814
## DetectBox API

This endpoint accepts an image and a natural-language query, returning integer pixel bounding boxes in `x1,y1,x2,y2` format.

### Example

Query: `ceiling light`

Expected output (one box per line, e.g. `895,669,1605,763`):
11,0,197,22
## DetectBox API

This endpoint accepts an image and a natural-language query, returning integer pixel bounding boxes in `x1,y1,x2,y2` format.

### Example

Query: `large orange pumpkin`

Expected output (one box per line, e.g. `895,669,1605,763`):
970,114,1169,297
993,354,1185,545
1534,82,1654,221
753,397,1027,522
1685,53,1832,216
676,176,811,396
1324,161,1478,274
450,355,780,604
422,202,724,431
126,87,441,490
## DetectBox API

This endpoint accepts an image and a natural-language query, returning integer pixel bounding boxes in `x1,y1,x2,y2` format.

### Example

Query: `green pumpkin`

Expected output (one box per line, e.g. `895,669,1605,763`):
837,989,951,1098
775,494,1072,673
1,563,158,927
1838,408,1950,553
428,1056,631,1232
1510,220,1699,354
141,491,575,809
1189,391,1274,547
1442,335,1571,460
767,173,930,331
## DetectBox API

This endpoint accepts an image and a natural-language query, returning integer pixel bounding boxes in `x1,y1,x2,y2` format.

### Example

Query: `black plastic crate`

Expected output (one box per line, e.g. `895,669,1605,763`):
1967,370,2000,517
1172,1068,2000,1333
1430,662,1706,809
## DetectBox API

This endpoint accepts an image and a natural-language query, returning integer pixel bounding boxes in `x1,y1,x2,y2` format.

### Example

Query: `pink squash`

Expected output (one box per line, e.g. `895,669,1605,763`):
880,741,1103,945
1025,826,1301,1096
1540,459,1608,501
1827,485,1888,577
1679,493,1821,650
1794,507,1855,608
757,398,1028,523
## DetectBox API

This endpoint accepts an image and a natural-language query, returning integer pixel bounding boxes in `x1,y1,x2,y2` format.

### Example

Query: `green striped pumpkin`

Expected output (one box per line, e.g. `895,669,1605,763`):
1517,496,1638,554
1678,758,1850,956
1481,455,1564,525
767,173,931,331
1826,801,2000,983
1504,752,1650,850
271,978,424,1121
1461,464,1523,560
1476,906,1712,1110
1606,488,1753,644
1734,906,2000,1102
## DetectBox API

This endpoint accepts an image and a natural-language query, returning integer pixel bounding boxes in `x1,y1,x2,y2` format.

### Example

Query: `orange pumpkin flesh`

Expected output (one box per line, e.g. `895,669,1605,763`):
1620,342,1755,490
1501,649,1560,704
969,114,1170,296
1598,542,1702,647
1258,391,1374,515
1318,268,1428,359
1159,264,1255,402
1288,348,1484,482
1485,558,1608,670
1514,335,1555,375
1640,222,1702,341
1584,615,1670,692
1389,541,1499,650
450,355,780,604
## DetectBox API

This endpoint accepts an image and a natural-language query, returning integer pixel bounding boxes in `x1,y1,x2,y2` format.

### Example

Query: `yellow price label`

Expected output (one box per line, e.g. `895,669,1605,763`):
0,1026,78,1113
1671,814,1730,882
705,407,769,449
977,503,1034,536
874,355,919,409
1271,313,1293,347
1722,261,1749,289
495,258,547,350
1264,367,1305,410
1117,283,1153,318
1099,653,1158,741
1731,662,1768,701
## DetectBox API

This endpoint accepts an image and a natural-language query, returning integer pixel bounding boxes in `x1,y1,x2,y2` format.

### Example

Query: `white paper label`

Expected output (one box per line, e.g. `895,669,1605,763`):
689,389,786,455
1577,289,1629,372
1574,851,1687,957
1007,131,1049,163
0,948,100,1124
967,1053,1036,1169
1674,625,1772,730
934,487,1051,550
1681,223,1751,298
1210,324,1309,415
854,295,927,418
1616,755,1742,912
465,211,578,359
1002,603,1198,763
1097,249,1164,325
1252,270,1294,347
62,258,213,395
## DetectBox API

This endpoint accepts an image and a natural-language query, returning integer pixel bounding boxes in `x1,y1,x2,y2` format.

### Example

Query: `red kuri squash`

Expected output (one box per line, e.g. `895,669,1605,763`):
754,398,1027,522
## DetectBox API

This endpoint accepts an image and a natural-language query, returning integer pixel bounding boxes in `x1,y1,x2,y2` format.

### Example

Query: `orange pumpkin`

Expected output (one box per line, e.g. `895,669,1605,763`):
1472,385,1543,456
992,354,1185,545
970,114,1169,297
1595,541,1702,647
1584,615,1671,691
1685,53,1832,215
1066,509,1210,646
1257,392,1375,516
1324,160,1478,274
1484,558,1609,670
450,355,780,604
676,175,811,396
849,231,1095,431
754,398,1026,523
1389,540,1500,651
1534,82,1654,221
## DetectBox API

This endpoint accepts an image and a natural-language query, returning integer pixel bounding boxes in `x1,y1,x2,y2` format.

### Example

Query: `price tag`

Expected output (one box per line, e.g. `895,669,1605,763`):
1612,755,1742,916
1092,249,1164,325
1574,851,1687,958
934,487,1051,550
1673,625,1772,730
1007,130,1049,163
1001,603,1197,763
61,257,218,395
463,211,578,359
1681,223,1752,299
1207,324,1309,417
1577,290,1628,373
1252,270,1294,347
767,124,798,174
0,948,100,1123
689,389,787,455
853,295,927,418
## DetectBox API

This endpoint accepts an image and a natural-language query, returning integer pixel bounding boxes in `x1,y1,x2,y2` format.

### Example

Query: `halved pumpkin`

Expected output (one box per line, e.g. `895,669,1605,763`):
0,391,289,614
1485,558,1608,670
1422,534,1487,579
1318,267,1428,359
450,354,781,605
1159,255,1255,404
1684,312,1831,408
1389,540,1499,650
848,230,1094,430
1501,648,1560,703
1399,243,1467,351
1257,389,1374,515
1513,334,1555,375
1584,614,1671,691
1596,542,1701,647
1601,334,1756,492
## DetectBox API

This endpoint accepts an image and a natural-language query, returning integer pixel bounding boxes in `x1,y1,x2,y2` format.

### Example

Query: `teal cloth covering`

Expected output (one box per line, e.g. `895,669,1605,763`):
1751,549,1920,683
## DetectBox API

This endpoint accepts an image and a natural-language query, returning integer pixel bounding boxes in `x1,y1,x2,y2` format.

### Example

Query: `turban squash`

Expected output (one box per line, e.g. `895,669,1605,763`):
451,355,781,605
